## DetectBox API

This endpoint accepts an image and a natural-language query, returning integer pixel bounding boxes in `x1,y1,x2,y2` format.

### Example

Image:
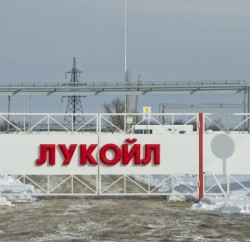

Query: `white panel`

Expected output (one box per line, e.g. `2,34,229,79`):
204,133,250,175
0,134,98,175
0,133,199,175
99,134,198,175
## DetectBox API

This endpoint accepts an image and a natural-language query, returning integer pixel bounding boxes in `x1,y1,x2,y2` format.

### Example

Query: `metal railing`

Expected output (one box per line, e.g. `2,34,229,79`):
203,113,250,133
0,174,198,198
204,173,250,197
0,112,199,134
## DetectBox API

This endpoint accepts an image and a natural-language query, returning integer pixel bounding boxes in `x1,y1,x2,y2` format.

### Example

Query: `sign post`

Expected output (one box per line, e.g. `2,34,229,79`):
199,113,204,200
143,107,151,119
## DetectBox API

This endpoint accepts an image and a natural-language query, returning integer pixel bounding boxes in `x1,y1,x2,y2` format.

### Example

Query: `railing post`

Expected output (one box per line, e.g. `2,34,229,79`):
99,114,102,134
199,113,204,200
47,115,50,133
96,114,99,134
248,86,250,133
98,173,101,196
23,115,26,132
227,175,230,196
47,175,50,194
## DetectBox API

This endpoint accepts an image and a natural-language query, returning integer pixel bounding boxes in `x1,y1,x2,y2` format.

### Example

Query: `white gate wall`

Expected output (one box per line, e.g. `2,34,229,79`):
0,134,198,175
0,134,98,175
1,112,250,198
204,134,250,175
99,134,198,175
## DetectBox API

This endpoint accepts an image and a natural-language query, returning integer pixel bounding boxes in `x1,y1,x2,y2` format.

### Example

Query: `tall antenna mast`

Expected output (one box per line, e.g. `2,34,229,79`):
125,0,127,73
64,57,85,125
124,0,130,115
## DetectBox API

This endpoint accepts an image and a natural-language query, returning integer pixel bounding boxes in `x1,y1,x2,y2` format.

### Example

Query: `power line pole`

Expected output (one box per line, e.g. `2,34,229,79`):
64,57,85,126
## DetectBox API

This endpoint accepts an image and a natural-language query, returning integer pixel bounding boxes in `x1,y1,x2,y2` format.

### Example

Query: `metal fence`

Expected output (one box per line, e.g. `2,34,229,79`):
0,112,199,134
1,112,250,198
204,173,250,197
0,174,198,198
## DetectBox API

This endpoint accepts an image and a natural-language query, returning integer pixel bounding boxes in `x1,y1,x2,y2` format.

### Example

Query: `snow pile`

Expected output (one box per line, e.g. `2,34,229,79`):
134,174,197,202
0,196,12,206
135,175,250,214
192,192,250,214
0,176,35,205
1,174,250,214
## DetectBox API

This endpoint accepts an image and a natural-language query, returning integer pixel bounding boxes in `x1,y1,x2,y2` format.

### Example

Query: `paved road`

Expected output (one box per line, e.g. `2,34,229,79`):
0,197,250,241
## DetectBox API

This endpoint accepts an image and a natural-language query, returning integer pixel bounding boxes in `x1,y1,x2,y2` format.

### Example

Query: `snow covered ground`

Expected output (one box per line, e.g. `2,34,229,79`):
191,192,250,214
135,174,250,214
0,176,35,206
1,175,250,215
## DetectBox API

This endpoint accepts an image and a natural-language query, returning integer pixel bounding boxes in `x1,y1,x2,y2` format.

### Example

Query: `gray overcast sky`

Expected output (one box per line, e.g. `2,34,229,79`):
0,0,250,113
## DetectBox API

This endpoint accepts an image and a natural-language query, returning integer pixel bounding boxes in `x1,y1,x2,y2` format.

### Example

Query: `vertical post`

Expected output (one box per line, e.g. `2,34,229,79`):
96,114,99,134
124,0,127,73
98,173,101,196
124,175,126,194
97,131,100,196
7,96,11,131
47,115,50,133
47,175,50,194
99,114,102,134
248,86,250,133
171,175,174,194
125,70,131,131
227,175,230,196
124,0,127,116
29,94,32,129
199,113,204,200
23,115,26,132
148,175,150,193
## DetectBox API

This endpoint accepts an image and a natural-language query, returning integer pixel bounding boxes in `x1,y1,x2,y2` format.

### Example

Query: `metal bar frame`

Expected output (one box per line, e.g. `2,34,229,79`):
0,80,247,96
99,174,198,196
204,173,250,197
0,175,98,196
0,174,199,197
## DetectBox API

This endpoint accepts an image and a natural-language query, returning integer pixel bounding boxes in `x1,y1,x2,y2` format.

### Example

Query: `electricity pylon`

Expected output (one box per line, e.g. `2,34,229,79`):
64,57,85,125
